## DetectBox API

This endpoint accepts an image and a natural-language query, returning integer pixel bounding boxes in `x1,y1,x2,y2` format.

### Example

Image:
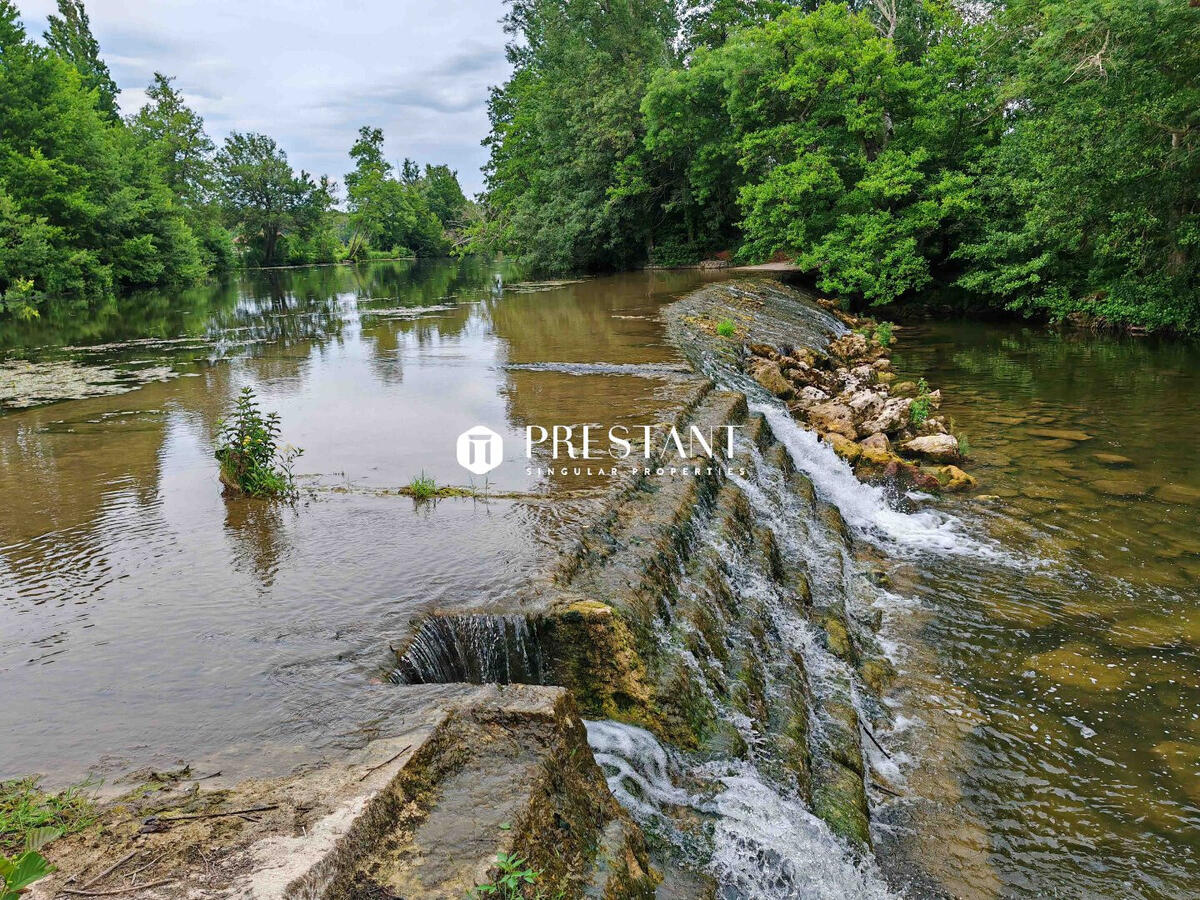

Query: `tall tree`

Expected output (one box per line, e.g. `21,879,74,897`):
473,0,680,271
44,0,118,118
216,132,308,267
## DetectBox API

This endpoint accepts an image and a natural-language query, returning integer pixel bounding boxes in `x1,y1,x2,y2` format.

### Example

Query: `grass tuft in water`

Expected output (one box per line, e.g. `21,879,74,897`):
408,472,437,500
716,318,736,338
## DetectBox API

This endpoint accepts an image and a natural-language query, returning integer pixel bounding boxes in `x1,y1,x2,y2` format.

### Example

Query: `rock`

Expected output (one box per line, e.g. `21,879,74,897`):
916,416,948,436
856,447,902,471
748,343,777,359
1027,427,1092,442
891,380,917,396
849,364,876,385
1028,645,1130,691
827,332,871,365
793,386,830,409
750,360,794,400
871,358,892,372
823,432,862,464
858,397,912,437
901,434,960,463
859,433,891,452
976,494,1001,503
927,389,941,411
847,389,885,422
875,371,896,385
1093,452,1134,468
1092,478,1149,499
937,465,977,492
808,400,857,440
1040,439,1078,452
1157,483,1200,505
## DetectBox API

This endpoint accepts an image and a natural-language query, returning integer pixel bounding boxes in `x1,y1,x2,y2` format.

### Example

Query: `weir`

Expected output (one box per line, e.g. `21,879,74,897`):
382,281,905,896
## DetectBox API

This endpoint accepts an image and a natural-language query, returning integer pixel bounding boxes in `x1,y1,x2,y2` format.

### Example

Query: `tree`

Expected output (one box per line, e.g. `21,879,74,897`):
420,164,468,229
44,0,118,119
0,2,203,317
957,0,1200,330
473,0,680,271
216,132,315,267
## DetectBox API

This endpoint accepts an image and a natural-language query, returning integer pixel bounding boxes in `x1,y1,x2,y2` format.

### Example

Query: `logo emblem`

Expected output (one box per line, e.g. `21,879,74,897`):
456,425,504,475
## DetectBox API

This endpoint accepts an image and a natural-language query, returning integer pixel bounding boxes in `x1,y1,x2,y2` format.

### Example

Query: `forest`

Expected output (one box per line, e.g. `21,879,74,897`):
472,0,1200,331
0,0,471,320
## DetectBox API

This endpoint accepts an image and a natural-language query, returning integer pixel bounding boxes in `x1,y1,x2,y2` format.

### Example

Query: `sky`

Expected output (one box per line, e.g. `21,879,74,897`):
17,0,512,196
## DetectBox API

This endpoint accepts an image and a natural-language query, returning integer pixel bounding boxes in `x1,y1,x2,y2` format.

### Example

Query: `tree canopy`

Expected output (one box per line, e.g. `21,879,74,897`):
474,0,1200,332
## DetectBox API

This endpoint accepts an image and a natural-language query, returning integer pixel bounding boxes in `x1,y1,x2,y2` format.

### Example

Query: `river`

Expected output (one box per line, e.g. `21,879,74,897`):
1,260,1197,898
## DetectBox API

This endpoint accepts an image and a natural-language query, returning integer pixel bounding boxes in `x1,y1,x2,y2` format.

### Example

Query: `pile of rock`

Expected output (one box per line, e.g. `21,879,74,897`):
746,329,976,493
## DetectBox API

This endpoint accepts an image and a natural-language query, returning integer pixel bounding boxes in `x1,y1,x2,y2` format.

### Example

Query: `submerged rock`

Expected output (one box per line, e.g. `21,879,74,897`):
1093,452,1135,468
937,465,977,492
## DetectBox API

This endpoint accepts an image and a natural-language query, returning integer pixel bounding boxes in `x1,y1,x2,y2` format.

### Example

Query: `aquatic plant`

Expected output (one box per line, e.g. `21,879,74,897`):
909,377,933,426
716,318,736,338
215,387,303,499
0,778,95,854
473,852,540,898
0,828,58,900
408,472,437,500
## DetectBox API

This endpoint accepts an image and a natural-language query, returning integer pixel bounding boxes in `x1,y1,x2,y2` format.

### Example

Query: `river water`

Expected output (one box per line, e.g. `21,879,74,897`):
1,261,1197,898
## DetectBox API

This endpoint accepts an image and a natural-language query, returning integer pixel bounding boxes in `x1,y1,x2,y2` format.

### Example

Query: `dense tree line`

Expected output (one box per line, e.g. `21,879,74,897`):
474,0,1200,332
0,0,469,320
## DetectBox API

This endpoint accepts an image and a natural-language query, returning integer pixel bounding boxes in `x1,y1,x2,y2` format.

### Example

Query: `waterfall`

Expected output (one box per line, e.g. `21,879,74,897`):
586,720,893,900
391,614,545,685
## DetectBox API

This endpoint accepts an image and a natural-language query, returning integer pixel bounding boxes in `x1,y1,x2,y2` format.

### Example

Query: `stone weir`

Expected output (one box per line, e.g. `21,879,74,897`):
36,280,895,899
391,279,898,894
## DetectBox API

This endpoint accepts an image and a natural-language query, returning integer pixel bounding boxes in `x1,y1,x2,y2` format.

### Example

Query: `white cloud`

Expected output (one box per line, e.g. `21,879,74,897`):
15,0,511,194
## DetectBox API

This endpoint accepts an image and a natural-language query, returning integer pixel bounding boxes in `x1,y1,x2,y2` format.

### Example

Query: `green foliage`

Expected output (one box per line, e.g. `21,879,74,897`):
0,777,95,853
472,852,540,898
0,830,56,900
408,473,437,500
344,126,456,259
215,387,303,499
43,0,117,119
716,318,735,338
0,1,205,316
476,0,1198,331
873,321,895,347
909,377,933,426
471,0,680,271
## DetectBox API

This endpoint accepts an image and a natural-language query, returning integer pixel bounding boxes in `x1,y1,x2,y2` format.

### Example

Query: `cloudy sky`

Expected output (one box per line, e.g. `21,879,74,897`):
17,0,512,195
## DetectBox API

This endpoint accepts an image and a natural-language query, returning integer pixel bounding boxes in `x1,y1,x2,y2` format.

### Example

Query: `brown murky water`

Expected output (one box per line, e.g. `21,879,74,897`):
0,259,720,781
881,322,1200,898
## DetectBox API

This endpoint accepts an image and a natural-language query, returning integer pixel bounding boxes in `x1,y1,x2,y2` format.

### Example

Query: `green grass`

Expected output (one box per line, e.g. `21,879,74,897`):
716,318,736,338
471,852,540,898
0,778,97,853
408,473,437,500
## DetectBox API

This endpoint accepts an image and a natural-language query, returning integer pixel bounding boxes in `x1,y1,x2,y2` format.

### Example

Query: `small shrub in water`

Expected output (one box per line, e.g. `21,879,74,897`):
215,387,303,499
909,377,933,426
716,318,736,338
874,321,895,346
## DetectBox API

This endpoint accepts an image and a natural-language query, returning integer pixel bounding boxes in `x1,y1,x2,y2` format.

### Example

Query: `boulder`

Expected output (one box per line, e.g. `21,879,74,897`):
748,343,777,359
847,389,885,422
916,416,949,436
808,400,857,440
849,364,876,385
859,433,891,452
901,433,960,463
858,397,912,437
1092,452,1134,468
827,332,871,365
750,360,794,400
823,432,862,465
793,385,830,409
937,465,977,492
891,380,917,396
875,370,896,385
872,358,892,372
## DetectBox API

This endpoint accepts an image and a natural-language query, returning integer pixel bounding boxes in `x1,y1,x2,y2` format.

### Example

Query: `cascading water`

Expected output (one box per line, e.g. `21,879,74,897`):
584,423,898,899
390,613,545,685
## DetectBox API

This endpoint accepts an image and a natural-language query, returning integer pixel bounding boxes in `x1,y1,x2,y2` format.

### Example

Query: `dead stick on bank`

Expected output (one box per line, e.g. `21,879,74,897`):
358,744,412,782
76,851,137,891
60,879,175,897
156,804,278,823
